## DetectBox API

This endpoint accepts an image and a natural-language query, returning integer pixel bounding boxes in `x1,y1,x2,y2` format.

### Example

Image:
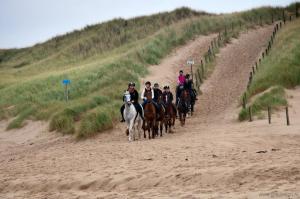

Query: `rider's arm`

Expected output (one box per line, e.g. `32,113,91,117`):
133,90,139,103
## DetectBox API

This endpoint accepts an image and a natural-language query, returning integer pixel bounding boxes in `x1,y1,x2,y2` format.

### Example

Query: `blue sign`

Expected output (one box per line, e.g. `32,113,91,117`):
62,79,71,85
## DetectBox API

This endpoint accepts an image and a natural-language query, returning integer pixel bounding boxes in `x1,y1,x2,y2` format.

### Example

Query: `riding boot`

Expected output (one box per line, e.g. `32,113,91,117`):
136,104,145,120
120,105,125,122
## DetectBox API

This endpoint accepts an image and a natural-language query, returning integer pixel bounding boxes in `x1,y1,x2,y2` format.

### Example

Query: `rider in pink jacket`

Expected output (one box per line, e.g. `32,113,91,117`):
177,70,186,86
176,70,185,105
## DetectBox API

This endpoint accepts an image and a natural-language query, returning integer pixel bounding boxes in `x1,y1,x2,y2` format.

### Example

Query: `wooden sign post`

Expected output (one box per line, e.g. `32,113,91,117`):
187,58,195,82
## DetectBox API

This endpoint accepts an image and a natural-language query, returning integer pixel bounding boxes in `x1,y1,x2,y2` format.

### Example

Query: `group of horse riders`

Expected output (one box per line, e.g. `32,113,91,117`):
120,69,197,123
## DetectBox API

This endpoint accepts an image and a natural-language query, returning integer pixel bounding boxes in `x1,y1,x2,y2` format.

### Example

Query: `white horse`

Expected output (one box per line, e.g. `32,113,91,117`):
123,91,143,141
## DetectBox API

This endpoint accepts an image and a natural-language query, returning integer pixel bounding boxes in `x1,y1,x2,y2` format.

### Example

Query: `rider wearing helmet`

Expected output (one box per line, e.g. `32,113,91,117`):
141,81,159,114
153,82,164,111
162,86,177,113
176,70,186,105
120,82,144,122
153,83,163,103
184,74,197,101
177,70,185,86
141,81,154,106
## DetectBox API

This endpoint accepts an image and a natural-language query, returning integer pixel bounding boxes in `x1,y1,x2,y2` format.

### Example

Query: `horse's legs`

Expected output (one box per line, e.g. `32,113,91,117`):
128,120,134,142
165,120,168,133
137,118,142,140
160,121,163,137
148,121,151,139
152,120,156,139
143,120,146,139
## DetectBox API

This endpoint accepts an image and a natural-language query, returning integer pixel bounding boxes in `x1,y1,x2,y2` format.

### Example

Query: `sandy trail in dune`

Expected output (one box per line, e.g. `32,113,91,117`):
0,25,300,199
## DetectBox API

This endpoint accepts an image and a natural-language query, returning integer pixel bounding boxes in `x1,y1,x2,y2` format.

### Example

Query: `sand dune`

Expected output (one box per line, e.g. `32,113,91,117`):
0,25,300,199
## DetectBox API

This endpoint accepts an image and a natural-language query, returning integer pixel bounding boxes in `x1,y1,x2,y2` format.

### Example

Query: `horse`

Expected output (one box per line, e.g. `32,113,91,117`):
143,91,157,139
155,95,166,137
123,91,143,141
164,99,176,133
177,89,190,126
189,89,196,116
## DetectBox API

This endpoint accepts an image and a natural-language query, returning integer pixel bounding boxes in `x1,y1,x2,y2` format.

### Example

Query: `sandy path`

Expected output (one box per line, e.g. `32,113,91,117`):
1,25,300,199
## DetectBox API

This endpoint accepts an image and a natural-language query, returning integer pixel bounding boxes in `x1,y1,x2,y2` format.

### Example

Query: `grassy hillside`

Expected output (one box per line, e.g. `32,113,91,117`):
0,5,290,137
239,17,300,121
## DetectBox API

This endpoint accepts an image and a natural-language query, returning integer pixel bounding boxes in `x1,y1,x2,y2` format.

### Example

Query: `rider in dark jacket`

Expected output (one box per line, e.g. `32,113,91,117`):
162,86,173,104
120,82,144,122
184,74,198,101
153,83,163,103
162,86,177,113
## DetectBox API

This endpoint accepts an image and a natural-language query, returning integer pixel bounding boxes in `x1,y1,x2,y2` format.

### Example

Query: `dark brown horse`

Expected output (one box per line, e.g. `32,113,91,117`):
155,95,165,137
143,92,157,139
177,89,190,126
164,100,176,133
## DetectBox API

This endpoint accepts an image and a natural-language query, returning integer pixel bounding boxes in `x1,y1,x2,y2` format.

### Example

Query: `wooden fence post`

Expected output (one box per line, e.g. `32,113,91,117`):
286,106,290,126
201,60,205,79
268,106,271,124
249,106,252,122
260,15,262,26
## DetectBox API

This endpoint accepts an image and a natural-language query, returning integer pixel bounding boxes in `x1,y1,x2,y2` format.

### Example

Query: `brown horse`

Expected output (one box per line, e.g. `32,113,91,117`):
177,89,190,126
155,95,165,137
164,101,176,133
143,91,157,139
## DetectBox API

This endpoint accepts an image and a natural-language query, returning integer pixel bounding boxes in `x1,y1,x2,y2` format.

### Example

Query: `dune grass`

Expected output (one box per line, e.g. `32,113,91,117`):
0,5,291,137
239,17,300,121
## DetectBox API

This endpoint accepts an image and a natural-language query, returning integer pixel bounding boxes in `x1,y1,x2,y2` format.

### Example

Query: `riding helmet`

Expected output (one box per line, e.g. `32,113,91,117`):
128,82,135,87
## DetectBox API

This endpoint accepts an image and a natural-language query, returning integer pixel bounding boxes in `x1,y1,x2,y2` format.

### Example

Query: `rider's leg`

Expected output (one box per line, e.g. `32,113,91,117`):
172,103,177,114
135,103,144,120
175,86,179,105
153,102,160,118
120,104,125,122
193,89,198,100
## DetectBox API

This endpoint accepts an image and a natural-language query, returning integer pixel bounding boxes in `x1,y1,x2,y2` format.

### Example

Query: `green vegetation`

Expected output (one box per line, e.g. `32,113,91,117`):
0,5,291,137
239,18,300,121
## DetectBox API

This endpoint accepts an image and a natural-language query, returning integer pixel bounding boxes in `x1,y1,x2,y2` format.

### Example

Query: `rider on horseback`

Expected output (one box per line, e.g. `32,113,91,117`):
153,83,164,110
176,70,186,106
120,82,144,122
184,74,198,101
153,83,163,103
162,86,177,113
141,81,159,114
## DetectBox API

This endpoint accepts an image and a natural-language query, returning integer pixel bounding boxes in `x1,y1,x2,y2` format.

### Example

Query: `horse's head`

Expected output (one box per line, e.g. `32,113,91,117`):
145,90,152,102
181,89,189,100
124,91,132,105
158,94,163,103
